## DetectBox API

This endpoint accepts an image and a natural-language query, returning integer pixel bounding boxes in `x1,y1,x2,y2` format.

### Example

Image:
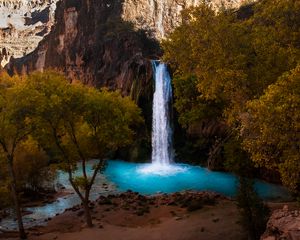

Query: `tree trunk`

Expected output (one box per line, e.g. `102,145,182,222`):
7,157,27,239
68,173,93,228
82,199,93,227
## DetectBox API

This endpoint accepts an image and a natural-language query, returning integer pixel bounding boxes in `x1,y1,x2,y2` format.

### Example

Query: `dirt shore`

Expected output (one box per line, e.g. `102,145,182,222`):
1,191,295,240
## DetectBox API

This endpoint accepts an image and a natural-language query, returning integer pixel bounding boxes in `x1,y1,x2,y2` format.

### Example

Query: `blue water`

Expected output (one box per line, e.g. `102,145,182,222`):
0,159,291,230
105,160,290,200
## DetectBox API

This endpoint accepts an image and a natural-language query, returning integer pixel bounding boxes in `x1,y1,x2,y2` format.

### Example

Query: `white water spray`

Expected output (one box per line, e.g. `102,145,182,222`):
151,61,173,165
139,61,185,175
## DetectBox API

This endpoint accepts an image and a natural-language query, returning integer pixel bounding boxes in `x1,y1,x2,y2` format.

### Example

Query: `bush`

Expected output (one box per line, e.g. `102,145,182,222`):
0,185,11,209
14,137,56,193
236,177,270,240
0,158,11,209
224,136,254,177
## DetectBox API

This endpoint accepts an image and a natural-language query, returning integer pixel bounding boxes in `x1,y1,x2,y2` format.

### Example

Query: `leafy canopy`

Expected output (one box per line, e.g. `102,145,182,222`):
242,65,300,191
162,0,300,190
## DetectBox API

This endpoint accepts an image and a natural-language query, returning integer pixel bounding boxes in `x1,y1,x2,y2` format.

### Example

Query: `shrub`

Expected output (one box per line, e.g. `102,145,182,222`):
236,177,270,240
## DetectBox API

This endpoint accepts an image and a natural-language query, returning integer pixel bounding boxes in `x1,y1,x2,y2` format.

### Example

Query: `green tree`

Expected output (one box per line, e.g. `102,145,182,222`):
162,3,251,166
23,71,143,227
14,137,55,194
236,178,270,240
242,65,300,191
0,157,10,209
0,72,32,239
162,0,300,180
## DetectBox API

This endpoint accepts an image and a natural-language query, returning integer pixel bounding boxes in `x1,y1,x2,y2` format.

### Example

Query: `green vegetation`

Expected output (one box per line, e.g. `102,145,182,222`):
0,72,32,239
162,0,300,193
0,71,142,236
23,71,143,227
242,66,300,191
13,137,55,195
236,177,270,240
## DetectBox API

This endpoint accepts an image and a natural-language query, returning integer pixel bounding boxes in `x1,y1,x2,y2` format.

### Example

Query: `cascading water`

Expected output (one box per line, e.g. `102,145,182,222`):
139,60,185,175
151,61,173,165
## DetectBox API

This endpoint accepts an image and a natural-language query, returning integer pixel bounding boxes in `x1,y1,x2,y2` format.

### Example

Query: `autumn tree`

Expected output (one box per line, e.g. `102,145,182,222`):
14,137,54,194
0,158,10,209
23,71,143,227
162,0,300,179
242,65,300,191
236,177,270,240
0,72,31,239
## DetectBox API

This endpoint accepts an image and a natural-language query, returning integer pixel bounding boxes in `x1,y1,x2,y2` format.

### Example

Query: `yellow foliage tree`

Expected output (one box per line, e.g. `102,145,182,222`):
242,65,300,191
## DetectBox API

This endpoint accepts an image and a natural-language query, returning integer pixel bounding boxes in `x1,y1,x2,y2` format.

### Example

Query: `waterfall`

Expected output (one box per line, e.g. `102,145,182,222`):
138,60,186,175
151,61,173,165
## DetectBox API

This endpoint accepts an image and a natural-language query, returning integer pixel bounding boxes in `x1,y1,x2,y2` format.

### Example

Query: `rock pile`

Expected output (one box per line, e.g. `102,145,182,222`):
95,190,224,216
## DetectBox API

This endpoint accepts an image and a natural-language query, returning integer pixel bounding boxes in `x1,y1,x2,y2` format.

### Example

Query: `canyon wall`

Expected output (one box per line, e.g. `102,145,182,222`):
6,0,157,99
122,0,247,39
0,0,59,67
4,0,246,95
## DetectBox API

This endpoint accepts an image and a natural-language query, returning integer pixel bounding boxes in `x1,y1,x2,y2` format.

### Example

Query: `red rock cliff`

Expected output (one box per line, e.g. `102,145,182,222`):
6,0,159,99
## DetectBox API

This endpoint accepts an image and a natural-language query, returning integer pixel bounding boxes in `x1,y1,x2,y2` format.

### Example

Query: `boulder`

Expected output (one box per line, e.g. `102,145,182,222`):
261,206,300,240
